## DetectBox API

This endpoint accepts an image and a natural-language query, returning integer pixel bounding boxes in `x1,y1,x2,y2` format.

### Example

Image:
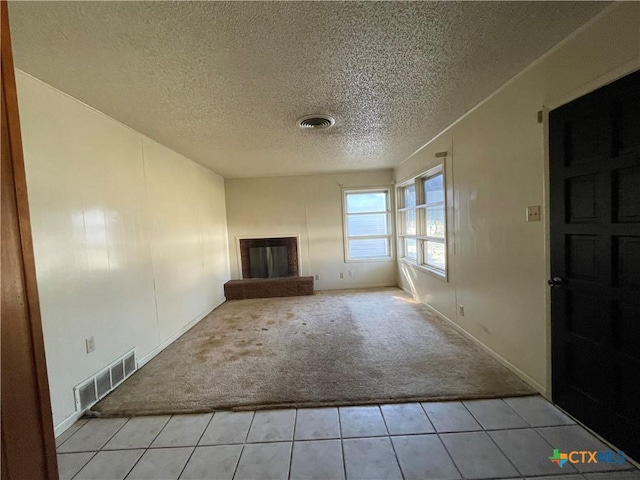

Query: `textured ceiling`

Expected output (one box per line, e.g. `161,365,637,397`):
9,1,608,178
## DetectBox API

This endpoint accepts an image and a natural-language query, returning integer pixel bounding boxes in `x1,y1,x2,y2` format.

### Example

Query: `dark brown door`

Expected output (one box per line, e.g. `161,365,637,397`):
550,70,640,461
1,2,59,478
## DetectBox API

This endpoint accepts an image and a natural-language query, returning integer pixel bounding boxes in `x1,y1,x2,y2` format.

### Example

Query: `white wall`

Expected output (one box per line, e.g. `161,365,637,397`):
395,3,640,394
17,71,231,431
225,171,396,290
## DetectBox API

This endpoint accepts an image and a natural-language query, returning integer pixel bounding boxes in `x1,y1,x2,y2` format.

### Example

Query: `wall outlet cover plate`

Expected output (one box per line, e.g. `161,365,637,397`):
527,205,541,222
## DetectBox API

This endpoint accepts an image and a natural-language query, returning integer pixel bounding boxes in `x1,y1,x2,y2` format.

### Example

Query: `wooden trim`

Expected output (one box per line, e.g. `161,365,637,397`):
1,2,59,478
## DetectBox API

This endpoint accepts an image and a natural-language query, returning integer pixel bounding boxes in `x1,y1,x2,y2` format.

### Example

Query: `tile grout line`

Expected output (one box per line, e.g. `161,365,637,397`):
484,428,527,478
60,416,131,454
461,399,498,430
528,426,581,476
121,414,174,480
286,409,298,480
167,435,400,445
103,414,172,452
56,419,89,449
377,404,406,480
462,400,528,479
120,449,146,480
421,403,437,434
230,410,256,480
292,436,341,442
175,412,216,479
99,417,133,450
434,431,466,480
68,451,99,480
418,402,465,480
337,407,348,480
143,414,173,450
291,408,300,443
494,398,537,427
68,417,133,480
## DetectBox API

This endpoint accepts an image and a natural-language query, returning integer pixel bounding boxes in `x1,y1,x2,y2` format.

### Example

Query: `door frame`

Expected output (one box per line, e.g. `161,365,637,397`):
1,2,59,478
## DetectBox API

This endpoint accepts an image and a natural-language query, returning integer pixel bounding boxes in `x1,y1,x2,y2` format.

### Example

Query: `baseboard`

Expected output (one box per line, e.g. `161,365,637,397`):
138,296,226,368
54,411,85,438
316,282,397,291
400,286,547,396
399,285,415,297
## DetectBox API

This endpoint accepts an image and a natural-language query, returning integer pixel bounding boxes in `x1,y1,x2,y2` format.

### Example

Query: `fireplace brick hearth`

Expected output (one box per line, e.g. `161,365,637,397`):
224,276,314,300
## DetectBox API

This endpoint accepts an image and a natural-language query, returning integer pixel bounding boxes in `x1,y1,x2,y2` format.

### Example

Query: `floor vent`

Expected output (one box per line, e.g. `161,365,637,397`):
96,370,111,399
111,362,125,386
78,381,97,409
124,351,136,377
74,349,136,412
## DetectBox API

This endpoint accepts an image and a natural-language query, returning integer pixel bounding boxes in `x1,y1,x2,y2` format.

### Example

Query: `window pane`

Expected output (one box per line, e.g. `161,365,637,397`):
423,240,446,271
425,206,445,239
400,209,416,235
404,238,417,260
346,192,387,213
403,184,416,208
349,238,389,259
424,173,444,204
347,213,388,236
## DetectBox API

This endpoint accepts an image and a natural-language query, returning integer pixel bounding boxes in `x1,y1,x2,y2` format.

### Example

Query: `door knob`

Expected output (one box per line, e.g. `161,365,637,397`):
547,277,565,287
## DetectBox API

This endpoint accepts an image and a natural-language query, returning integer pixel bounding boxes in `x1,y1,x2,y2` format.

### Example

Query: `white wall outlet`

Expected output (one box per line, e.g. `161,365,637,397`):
459,305,465,316
314,274,319,280
526,205,541,222
86,336,96,353
340,272,344,279
348,270,353,277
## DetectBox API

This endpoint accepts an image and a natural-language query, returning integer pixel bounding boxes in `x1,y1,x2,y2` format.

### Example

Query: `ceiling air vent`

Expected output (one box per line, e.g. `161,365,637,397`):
297,114,335,130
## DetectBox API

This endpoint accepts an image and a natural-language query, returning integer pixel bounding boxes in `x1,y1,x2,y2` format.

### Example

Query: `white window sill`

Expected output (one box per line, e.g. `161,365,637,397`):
346,256,395,264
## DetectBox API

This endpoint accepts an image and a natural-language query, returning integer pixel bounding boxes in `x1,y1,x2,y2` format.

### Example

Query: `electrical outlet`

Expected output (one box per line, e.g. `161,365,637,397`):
526,205,541,222
86,336,95,354
314,274,319,280
459,305,465,317
348,270,353,277
340,272,344,279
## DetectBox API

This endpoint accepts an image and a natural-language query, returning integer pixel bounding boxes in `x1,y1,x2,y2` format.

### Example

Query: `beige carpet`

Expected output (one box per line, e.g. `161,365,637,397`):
91,288,534,416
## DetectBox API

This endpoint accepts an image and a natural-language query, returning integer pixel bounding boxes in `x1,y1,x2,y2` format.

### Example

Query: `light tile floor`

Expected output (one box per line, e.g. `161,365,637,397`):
56,396,638,480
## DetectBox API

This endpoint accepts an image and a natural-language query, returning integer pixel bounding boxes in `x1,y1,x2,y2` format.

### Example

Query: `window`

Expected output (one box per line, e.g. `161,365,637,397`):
343,188,393,261
398,165,447,277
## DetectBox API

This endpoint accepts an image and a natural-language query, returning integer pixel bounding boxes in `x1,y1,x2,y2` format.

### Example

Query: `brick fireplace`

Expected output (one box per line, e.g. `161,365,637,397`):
224,236,313,300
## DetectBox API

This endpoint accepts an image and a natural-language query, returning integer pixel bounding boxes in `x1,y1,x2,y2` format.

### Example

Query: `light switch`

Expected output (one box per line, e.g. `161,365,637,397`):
527,205,541,222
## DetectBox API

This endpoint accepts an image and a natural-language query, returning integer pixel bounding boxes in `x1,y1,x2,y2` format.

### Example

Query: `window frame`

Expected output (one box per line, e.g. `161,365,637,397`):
342,186,394,263
397,163,448,280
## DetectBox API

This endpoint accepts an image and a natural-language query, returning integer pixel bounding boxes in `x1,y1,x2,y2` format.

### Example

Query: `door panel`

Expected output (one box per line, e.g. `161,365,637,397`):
550,69,640,462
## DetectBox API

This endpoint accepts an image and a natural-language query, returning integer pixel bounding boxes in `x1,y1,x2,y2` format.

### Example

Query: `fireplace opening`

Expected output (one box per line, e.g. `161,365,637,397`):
239,237,298,279
249,246,288,278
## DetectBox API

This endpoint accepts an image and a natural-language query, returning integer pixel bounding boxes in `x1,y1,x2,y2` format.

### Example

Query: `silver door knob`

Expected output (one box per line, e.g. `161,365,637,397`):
547,277,565,287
